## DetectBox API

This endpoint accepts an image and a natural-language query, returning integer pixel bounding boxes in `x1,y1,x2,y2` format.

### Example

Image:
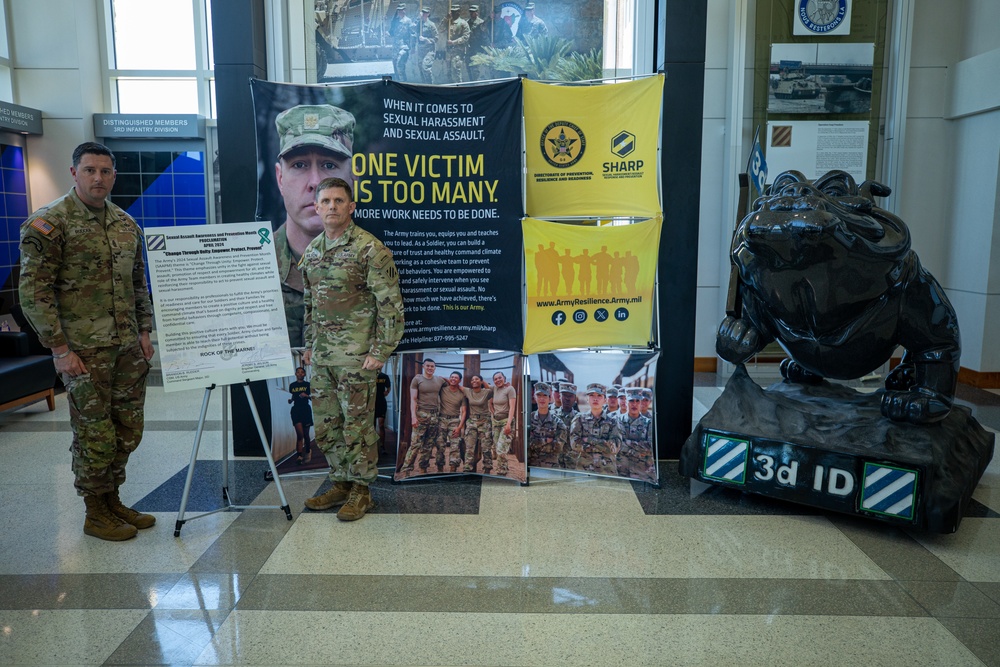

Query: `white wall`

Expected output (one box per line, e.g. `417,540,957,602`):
903,0,1000,372
9,0,106,210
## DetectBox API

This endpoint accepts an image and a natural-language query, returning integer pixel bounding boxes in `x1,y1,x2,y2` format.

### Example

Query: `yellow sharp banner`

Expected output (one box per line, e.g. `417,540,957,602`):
523,75,663,218
522,216,663,354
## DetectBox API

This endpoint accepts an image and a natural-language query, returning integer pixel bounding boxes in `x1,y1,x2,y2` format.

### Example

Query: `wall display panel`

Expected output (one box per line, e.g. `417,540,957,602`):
523,76,663,218
522,216,661,354
251,78,524,353
529,349,658,484
310,0,608,85
752,0,888,187
0,144,29,319
395,350,525,484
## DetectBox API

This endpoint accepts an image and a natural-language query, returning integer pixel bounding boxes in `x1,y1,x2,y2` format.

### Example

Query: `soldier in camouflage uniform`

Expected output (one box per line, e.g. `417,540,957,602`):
640,387,653,417
489,371,517,476
614,384,627,418
617,388,656,482
417,7,439,84
569,383,622,476
461,373,493,473
19,142,156,541
388,3,416,81
604,385,620,417
273,104,355,348
445,4,470,83
301,177,404,521
436,371,467,472
527,382,569,469
519,2,548,39
400,357,446,474
555,381,579,429
466,5,488,81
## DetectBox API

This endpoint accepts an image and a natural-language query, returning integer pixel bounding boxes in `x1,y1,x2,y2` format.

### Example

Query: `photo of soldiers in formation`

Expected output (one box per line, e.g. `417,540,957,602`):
396,353,525,482
528,351,658,483
533,242,641,298
316,1,556,85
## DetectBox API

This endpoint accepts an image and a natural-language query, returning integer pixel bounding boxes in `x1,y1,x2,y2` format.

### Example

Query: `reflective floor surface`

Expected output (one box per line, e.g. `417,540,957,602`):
0,373,997,666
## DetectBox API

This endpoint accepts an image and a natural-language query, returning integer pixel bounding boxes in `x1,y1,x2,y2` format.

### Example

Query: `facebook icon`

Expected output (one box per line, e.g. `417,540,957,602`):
552,311,567,326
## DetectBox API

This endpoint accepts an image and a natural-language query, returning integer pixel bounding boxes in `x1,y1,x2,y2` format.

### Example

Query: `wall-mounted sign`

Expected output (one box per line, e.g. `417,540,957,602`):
94,114,205,139
0,101,43,135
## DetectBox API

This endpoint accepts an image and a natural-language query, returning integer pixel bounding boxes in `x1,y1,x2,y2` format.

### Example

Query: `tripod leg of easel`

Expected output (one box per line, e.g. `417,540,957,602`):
242,383,293,520
222,385,230,504
175,386,214,537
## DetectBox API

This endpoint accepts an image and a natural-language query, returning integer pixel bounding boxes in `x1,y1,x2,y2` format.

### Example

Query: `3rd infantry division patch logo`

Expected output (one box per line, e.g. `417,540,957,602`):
541,121,586,168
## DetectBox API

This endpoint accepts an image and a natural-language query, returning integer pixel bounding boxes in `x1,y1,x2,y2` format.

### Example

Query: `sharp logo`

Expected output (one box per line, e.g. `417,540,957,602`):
604,130,643,177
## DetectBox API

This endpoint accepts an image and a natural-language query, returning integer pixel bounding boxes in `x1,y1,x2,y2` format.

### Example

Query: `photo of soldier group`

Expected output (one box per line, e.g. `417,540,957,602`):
528,350,658,484
395,351,525,483
312,0,606,85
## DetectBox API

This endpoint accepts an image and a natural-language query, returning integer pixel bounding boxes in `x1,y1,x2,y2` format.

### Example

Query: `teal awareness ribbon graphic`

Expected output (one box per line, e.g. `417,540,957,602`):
258,228,271,245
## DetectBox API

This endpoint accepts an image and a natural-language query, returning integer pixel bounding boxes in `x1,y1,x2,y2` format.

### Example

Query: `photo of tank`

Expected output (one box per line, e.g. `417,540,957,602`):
767,43,874,115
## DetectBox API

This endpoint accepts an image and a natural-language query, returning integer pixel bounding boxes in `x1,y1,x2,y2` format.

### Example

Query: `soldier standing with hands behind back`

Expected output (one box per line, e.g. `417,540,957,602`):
300,177,404,521
19,142,156,541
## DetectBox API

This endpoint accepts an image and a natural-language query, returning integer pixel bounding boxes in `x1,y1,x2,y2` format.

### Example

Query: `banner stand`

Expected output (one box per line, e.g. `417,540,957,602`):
174,381,293,537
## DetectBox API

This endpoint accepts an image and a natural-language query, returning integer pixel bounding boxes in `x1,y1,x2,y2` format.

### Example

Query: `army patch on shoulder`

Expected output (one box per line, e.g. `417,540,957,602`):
30,218,54,235
370,247,399,284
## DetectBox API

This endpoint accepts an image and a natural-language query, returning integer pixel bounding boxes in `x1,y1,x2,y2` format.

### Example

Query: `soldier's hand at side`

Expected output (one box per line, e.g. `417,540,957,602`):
303,350,312,366
362,355,384,371
52,346,87,377
139,331,154,361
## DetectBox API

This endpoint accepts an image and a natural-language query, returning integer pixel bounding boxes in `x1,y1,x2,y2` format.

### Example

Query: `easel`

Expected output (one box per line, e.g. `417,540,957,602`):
174,381,292,537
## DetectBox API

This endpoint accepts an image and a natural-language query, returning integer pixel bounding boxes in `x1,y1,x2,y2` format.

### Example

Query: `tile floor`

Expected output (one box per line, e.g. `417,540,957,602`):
0,373,997,666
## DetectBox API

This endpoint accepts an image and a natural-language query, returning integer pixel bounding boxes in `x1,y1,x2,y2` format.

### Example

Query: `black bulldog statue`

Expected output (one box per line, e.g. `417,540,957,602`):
718,169,960,425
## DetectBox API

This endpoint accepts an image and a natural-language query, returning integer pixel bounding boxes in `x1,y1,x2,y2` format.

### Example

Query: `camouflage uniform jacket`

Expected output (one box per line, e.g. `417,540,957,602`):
418,17,439,54
275,223,305,347
528,409,568,465
389,14,416,49
569,411,622,461
19,187,153,350
301,221,403,367
448,17,471,50
468,16,488,52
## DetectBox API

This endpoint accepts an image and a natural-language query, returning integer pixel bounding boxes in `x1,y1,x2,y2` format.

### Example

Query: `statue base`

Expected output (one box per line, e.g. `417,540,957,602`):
679,365,994,533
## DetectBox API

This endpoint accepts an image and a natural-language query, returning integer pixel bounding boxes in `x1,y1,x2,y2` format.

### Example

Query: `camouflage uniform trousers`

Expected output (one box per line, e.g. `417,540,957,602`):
462,414,493,473
311,364,379,485
617,441,656,482
491,416,512,475
393,45,410,81
574,442,619,477
65,342,149,497
419,49,435,83
400,408,439,472
436,415,464,471
447,50,467,83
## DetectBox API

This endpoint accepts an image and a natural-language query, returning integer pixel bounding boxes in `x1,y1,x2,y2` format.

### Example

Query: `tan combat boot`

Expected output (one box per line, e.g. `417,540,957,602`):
106,491,156,529
337,483,374,521
304,481,352,511
84,495,138,541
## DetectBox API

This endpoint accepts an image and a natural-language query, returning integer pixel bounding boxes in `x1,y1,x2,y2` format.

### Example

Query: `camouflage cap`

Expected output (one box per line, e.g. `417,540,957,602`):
469,4,479,11
533,381,552,396
525,2,536,10
641,388,653,399
559,382,577,394
421,6,431,12
450,3,460,10
626,388,643,401
275,104,355,160
606,386,619,398
397,2,406,9
586,382,606,396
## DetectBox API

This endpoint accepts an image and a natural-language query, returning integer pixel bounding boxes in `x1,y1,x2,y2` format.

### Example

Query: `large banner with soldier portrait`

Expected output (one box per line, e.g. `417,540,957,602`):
251,77,524,353
528,349,658,484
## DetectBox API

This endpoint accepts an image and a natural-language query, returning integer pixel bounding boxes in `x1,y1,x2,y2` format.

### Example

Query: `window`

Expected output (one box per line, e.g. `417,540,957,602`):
108,0,215,117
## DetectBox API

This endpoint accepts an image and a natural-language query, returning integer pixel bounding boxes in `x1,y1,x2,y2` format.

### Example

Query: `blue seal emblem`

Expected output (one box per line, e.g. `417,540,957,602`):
798,0,847,34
